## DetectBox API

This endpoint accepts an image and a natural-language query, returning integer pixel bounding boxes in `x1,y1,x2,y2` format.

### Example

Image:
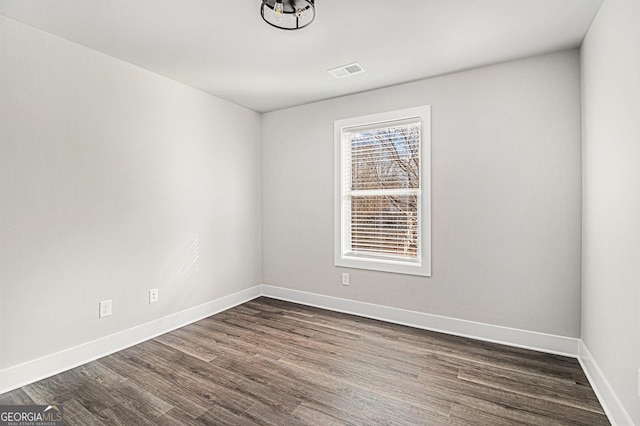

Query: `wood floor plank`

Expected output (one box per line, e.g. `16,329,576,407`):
0,297,609,425
94,401,159,426
119,344,259,414
0,388,35,405
457,363,604,413
291,402,354,426
98,351,210,418
223,314,425,384
449,393,608,426
154,407,207,426
85,361,174,418
153,331,218,362
21,374,79,405
211,352,372,417
61,399,108,426
129,340,298,415
240,400,307,426
417,363,609,425
252,309,429,377
197,404,262,426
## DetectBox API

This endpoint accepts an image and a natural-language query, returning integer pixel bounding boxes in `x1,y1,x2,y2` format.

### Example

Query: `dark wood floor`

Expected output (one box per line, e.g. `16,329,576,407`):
0,297,609,425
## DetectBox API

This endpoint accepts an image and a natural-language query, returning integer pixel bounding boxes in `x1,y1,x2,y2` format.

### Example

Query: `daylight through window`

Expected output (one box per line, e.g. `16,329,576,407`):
334,106,431,276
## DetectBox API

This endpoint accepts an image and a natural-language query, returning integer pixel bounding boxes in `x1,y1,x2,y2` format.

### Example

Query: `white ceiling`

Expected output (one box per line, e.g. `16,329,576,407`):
0,0,603,113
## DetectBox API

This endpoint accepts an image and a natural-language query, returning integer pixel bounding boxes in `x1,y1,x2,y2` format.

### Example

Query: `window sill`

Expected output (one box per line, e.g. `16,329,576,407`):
336,254,431,277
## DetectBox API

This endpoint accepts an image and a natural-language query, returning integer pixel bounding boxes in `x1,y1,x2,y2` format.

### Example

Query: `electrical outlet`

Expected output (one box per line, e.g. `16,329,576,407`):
149,289,159,304
341,272,350,286
99,299,112,318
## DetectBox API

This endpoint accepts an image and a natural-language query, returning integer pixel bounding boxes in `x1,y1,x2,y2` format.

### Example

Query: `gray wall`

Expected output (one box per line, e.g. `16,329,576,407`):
0,17,262,369
262,50,582,337
0,12,593,392
581,0,640,421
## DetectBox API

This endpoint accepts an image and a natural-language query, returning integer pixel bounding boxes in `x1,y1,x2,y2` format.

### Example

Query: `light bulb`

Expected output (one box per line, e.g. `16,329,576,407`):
274,1,283,21
295,8,306,20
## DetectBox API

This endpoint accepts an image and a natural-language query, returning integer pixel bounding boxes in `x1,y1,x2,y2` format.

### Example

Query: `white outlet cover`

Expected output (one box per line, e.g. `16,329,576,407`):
341,273,350,286
99,299,112,318
149,289,159,304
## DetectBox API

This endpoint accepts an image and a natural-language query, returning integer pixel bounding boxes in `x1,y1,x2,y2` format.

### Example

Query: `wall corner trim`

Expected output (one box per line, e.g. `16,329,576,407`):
260,285,580,357
578,341,634,426
0,285,262,395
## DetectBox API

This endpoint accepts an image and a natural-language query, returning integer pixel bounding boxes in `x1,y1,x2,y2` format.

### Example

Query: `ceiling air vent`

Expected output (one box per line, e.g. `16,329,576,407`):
328,63,365,79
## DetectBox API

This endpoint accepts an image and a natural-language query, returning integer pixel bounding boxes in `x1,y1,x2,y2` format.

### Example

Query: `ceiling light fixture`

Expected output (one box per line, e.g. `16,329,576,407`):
260,0,316,30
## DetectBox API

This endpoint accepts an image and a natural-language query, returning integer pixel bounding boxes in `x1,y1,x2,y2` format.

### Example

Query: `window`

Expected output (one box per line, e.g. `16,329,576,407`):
334,106,431,276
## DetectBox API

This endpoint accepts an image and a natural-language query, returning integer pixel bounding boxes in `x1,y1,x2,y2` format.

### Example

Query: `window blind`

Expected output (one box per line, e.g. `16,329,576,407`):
342,118,421,261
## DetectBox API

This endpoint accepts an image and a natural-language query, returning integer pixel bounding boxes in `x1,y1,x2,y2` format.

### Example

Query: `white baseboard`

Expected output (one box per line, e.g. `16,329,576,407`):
578,341,634,426
2,283,629,426
260,285,580,357
0,285,262,395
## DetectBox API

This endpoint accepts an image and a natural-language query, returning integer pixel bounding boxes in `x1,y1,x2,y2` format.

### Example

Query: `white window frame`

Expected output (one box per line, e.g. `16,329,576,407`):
334,106,431,277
